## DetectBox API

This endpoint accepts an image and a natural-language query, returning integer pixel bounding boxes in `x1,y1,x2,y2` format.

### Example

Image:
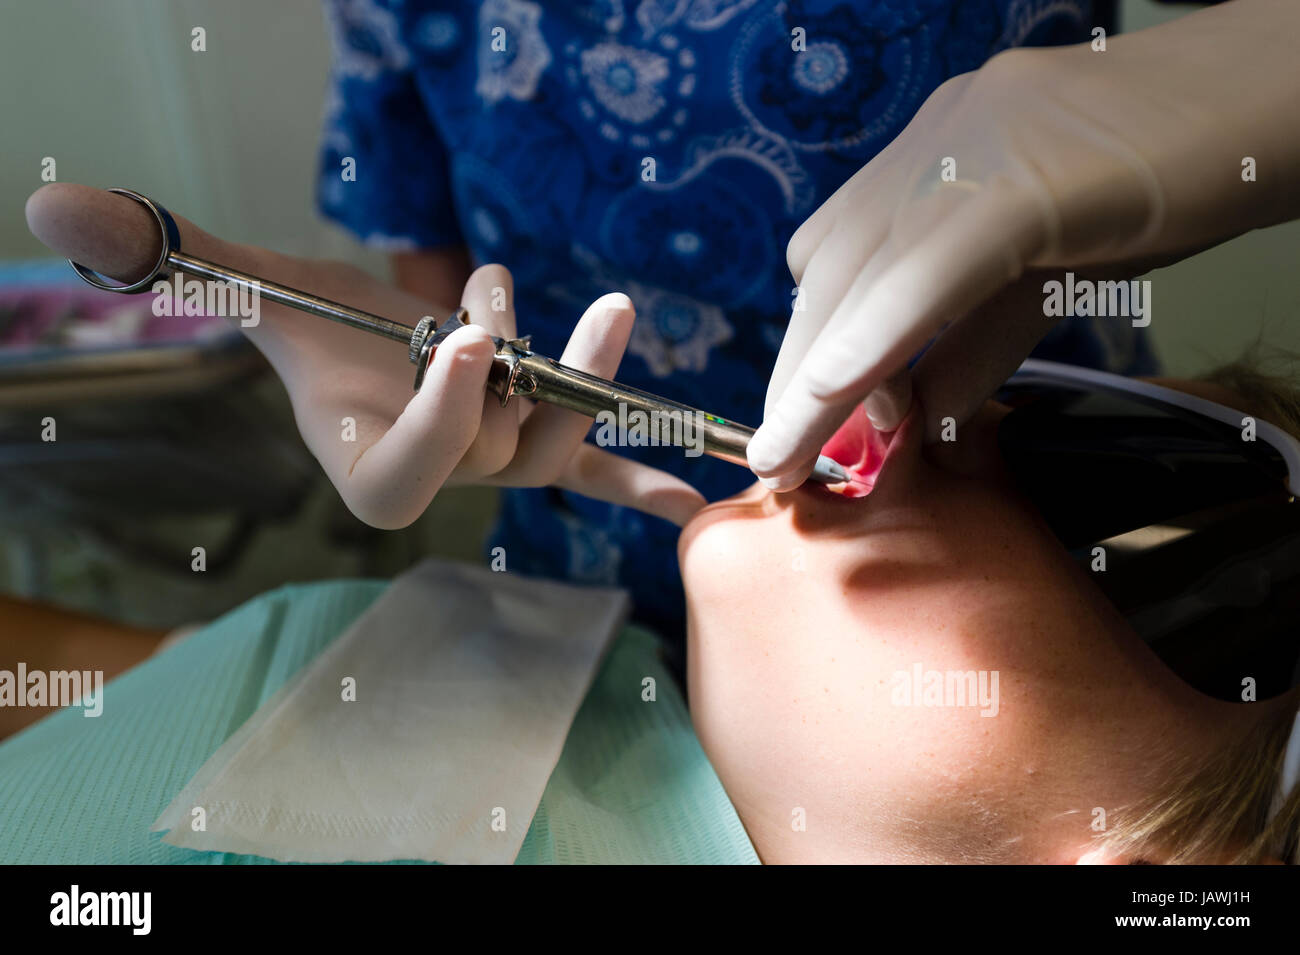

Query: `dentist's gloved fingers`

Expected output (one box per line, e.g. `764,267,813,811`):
912,276,1060,441
753,236,908,485
765,216,890,421
25,182,315,344
557,443,707,527
747,451,815,493
26,182,330,313
748,186,1046,483
784,126,916,284
458,263,517,340
493,293,636,486
336,323,498,529
25,183,458,369
785,209,837,287
454,264,521,478
26,183,165,282
862,369,913,432
789,182,959,435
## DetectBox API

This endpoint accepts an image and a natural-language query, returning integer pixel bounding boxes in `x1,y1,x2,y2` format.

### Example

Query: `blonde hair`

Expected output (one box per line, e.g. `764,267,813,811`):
1096,347,1300,864
1093,696,1299,864
1201,345,1300,439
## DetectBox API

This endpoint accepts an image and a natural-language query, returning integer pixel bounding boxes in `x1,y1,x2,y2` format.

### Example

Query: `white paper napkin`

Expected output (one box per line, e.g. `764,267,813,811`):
153,558,628,864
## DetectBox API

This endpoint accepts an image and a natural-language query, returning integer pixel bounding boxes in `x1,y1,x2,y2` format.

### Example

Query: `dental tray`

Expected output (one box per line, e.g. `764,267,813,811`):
0,259,255,403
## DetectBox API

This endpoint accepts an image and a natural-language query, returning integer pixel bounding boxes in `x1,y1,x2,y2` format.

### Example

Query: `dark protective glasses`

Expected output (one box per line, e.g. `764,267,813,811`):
996,360,1298,549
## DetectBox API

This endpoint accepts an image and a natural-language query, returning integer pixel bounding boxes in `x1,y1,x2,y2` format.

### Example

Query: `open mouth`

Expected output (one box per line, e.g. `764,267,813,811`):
820,403,897,499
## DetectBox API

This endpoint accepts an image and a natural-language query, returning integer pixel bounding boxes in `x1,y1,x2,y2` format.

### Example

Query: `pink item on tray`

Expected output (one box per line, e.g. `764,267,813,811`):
0,283,232,354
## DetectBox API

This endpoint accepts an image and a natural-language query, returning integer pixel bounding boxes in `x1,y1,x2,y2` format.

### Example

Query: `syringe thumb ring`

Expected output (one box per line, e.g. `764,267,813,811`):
67,188,181,294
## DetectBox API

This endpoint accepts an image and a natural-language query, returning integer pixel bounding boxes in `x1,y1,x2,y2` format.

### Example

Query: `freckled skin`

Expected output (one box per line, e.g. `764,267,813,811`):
678,401,1293,864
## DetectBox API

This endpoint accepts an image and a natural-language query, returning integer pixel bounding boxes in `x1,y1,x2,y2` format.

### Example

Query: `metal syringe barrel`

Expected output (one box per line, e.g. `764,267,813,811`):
507,352,755,466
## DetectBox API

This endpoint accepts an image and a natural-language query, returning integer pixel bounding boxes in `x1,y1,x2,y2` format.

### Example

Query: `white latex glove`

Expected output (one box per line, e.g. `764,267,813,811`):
27,184,706,527
750,0,1300,489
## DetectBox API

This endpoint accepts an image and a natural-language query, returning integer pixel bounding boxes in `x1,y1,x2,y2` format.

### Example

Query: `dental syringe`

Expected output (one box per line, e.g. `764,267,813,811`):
68,188,858,488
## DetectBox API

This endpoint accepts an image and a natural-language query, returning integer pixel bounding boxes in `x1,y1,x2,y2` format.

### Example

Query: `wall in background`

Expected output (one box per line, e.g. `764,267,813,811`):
1121,0,1300,374
1,0,1295,375
0,0,381,266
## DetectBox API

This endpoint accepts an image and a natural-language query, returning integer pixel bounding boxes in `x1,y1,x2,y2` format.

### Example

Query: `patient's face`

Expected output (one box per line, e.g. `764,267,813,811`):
678,402,1192,864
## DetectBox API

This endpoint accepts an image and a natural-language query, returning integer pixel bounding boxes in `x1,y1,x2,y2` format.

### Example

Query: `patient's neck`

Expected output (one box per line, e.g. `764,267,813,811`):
771,534,1276,865
972,641,1290,866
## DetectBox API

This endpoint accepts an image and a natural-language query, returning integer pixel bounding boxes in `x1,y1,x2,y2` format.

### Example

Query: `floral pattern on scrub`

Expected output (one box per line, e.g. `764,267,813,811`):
316,0,1149,641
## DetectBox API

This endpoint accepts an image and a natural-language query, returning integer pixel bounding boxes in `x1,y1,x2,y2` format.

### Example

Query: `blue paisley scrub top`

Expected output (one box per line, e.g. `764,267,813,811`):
317,0,1153,639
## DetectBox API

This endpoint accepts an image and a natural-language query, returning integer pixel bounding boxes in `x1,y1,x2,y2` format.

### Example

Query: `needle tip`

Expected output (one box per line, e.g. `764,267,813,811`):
813,455,851,484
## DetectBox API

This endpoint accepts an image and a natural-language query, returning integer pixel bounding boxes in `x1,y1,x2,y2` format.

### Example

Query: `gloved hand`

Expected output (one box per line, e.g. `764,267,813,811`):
26,184,706,527
749,0,1300,489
